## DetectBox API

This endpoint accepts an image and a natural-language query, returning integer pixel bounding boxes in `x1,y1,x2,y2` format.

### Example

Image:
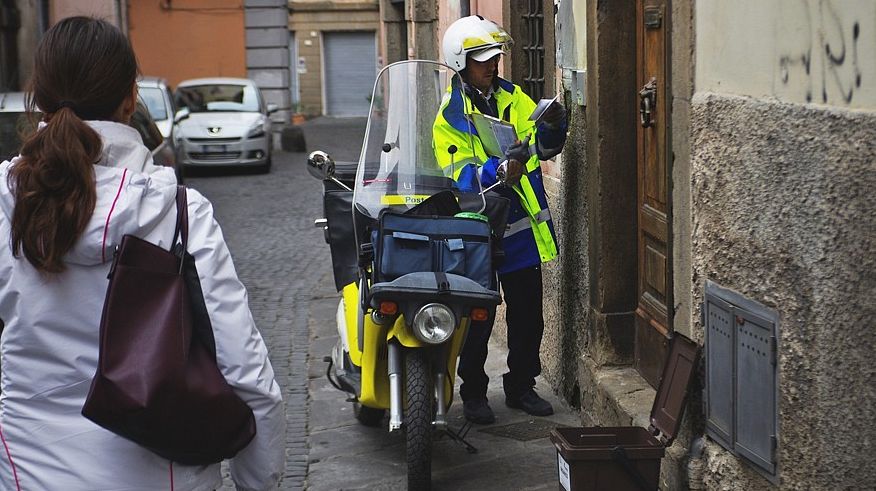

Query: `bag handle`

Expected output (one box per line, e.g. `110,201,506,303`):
171,185,188,272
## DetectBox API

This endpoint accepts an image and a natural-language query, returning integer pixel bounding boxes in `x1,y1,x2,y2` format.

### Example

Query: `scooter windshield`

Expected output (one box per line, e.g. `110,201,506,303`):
354,60,482,219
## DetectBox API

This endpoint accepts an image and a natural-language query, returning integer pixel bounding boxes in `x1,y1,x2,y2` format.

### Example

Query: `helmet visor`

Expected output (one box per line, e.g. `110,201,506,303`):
460,25,513,53
469,47,504,62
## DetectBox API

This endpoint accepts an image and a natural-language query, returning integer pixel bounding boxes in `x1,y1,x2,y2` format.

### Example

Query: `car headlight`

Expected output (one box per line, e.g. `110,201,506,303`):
412,303,455,344
247,123,266,138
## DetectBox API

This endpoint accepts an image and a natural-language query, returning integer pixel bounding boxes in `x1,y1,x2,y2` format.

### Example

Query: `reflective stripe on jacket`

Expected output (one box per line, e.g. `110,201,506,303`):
433,75,563,273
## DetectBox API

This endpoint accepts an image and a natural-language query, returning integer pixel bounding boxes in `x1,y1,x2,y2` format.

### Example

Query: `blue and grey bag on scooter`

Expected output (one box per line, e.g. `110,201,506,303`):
374,212,494,290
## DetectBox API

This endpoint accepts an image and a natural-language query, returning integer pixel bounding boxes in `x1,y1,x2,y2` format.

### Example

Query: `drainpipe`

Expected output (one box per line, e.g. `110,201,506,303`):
115,0,128,35
38,0,48,34
687,436,707,490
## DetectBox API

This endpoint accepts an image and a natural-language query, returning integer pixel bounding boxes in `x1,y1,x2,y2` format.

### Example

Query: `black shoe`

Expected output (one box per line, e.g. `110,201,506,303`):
463,399,496,425
505,389,554,416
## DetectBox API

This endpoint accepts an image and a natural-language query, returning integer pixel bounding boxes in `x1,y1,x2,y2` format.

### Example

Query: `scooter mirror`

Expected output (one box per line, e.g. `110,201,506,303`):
307,150,353,191
307,150,336,181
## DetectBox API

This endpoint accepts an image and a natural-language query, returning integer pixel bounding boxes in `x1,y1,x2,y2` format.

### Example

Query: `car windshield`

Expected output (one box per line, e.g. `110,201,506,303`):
139,87,169,121
175,84,260,113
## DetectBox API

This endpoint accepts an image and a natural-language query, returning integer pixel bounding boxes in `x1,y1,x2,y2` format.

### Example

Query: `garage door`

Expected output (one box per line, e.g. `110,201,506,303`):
323,31,377,117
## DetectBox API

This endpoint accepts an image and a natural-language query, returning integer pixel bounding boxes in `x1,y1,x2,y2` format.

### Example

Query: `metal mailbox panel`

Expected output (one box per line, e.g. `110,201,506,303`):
735,309,777,475
703,281,779,482
704,293,734,448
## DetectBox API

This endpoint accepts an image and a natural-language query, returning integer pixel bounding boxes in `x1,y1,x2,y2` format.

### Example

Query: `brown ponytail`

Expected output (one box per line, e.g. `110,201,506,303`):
7,17,138,273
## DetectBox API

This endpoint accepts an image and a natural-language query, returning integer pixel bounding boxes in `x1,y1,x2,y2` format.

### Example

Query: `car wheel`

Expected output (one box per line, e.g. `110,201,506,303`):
258,156,272,174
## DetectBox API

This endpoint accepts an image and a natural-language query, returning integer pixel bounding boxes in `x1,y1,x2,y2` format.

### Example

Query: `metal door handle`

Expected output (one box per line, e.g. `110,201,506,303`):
639,78,657,128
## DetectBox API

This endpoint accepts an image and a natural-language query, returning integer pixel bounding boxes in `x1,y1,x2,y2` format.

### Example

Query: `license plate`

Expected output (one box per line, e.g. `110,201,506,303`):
202,144,226,153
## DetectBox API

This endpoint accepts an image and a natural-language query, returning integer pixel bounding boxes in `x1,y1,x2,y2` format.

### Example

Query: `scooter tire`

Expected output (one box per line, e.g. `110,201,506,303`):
405,350,433,491
354,403,385,427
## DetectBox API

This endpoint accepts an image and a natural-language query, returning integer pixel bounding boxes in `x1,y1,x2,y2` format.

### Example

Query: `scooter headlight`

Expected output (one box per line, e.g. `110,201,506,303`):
412,303,455,344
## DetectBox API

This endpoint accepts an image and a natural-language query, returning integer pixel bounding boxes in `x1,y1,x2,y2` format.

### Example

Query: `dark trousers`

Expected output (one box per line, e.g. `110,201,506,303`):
458,264,544,401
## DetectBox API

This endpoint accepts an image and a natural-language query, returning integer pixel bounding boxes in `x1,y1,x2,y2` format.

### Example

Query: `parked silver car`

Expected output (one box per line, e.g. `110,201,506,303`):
130,100,182,182
137,76,177,141
0,92,181,181
174,77,277,173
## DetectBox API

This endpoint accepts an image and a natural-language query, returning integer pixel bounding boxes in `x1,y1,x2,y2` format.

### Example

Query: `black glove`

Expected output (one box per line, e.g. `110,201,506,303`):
504,135,531,163
541,101,566,128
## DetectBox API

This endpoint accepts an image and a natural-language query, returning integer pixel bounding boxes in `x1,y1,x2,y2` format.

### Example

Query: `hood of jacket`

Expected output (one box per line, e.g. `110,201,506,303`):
0,120,179,267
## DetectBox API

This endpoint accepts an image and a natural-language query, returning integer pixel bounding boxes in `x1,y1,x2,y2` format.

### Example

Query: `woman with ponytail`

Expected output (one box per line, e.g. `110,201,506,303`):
0,17,284,489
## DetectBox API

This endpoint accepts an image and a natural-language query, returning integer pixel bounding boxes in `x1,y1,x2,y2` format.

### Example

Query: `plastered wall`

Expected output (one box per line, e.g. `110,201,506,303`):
692,1,876,487
697,0,876,110
690,91,876,489
128,1,246,87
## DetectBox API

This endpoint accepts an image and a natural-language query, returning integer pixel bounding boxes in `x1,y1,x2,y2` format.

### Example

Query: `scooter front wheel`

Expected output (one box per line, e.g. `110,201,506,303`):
405,350,434,490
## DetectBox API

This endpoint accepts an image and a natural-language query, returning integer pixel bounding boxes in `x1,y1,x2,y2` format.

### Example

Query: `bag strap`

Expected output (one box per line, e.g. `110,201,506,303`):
171,186,188,269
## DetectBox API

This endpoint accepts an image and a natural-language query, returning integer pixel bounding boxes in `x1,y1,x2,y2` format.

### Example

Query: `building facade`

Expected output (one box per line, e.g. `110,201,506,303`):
544,0,876,488
371,0,876,488
288,0,380,117
5,1,291,139
128,1,247,87
1,0,122,92
128,0,292,136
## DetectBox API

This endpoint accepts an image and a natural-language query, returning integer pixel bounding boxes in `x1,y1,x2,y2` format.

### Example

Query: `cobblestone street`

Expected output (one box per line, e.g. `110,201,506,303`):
184,123,347,489
186,118,578,490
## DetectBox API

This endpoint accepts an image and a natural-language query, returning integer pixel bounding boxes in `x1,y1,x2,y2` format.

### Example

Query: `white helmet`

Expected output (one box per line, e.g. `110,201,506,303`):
442,15,513,71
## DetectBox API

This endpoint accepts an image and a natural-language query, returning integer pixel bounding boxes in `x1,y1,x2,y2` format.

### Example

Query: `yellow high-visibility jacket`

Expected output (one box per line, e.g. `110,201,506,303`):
432,75,566,273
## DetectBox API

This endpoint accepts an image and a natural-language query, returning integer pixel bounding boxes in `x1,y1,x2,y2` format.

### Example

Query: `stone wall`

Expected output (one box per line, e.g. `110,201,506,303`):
245,0,291,146
690,91,876,489
540,116,589,401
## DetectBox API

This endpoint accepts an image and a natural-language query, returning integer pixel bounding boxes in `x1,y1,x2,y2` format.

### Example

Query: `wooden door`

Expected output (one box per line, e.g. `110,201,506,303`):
635,0,671,388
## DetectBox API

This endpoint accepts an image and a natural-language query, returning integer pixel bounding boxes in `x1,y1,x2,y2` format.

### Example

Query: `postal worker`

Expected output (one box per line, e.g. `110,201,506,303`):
433,15,568,424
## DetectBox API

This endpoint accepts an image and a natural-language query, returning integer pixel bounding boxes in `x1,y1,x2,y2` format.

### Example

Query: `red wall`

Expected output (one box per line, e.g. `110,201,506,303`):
128,0,246,88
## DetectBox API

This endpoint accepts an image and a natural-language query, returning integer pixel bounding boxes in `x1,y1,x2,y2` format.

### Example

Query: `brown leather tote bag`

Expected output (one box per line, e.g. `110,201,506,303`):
82,186,256,465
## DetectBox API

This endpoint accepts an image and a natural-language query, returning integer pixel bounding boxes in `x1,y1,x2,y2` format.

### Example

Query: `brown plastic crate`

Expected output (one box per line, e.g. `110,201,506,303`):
550,334,700,491
551,426,663,491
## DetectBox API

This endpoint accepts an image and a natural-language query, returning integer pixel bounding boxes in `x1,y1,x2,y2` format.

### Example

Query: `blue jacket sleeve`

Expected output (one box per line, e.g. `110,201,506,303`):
453,156,503,192
454,162,480,193
478,156,503,189
535,119,568,161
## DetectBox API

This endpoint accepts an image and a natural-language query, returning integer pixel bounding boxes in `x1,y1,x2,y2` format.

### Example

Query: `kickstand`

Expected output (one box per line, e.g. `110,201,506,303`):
439,421,478,454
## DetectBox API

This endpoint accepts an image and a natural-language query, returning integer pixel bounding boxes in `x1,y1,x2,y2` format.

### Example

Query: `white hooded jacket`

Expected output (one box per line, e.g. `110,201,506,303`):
0,121,285,490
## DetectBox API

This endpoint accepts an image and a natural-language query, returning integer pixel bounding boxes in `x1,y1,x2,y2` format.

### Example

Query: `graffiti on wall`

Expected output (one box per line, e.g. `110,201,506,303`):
777,0,867,105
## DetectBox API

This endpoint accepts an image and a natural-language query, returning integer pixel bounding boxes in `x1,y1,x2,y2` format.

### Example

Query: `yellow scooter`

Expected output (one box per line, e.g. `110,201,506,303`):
307,60,508,489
